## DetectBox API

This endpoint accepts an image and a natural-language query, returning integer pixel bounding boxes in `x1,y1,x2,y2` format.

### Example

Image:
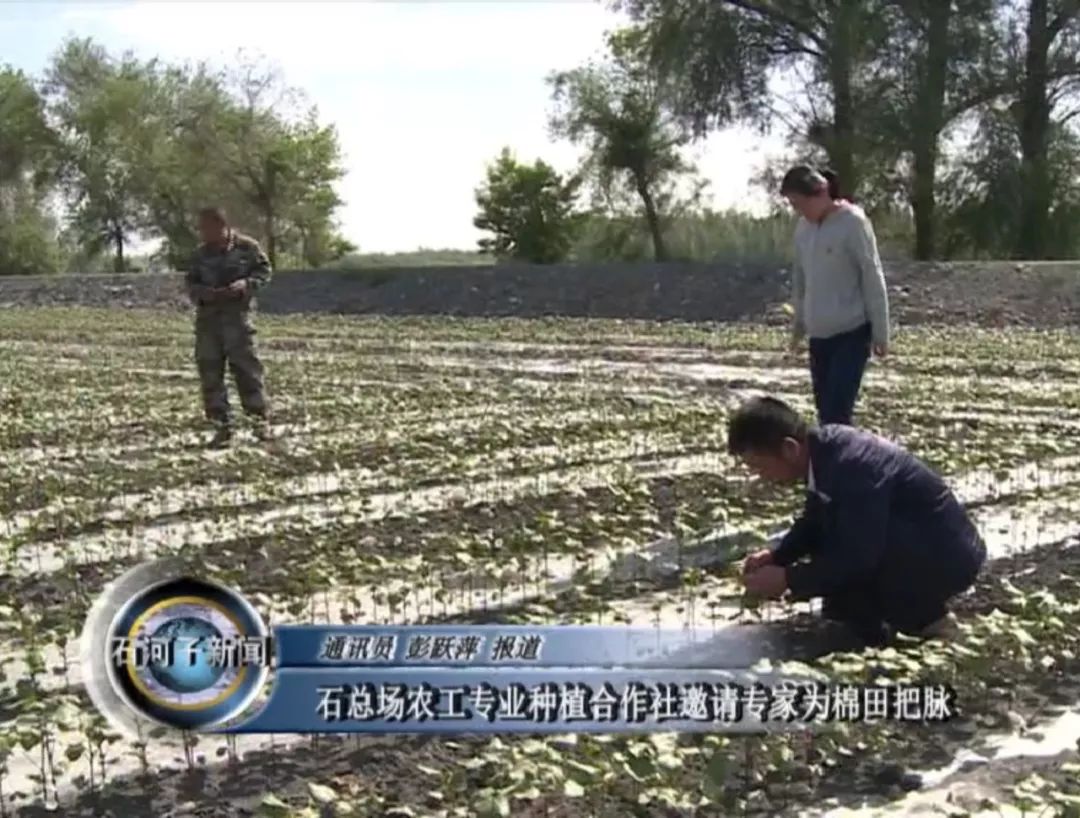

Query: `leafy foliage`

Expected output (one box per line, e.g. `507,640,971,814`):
44,39,163,272
0,65,61,275
616,0,889,199
549,30,698,261
180,55,347,268
0,188,63,276
614,0,1080,261
473,148,583,263
30,39,350,274
939,106,1080,259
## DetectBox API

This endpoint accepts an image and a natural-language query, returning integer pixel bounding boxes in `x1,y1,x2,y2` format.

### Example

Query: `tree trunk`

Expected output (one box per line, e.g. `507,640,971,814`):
113,227,126,273
910,0,951,260
911,143,939,260
263,209,277,268
825,0,859,198
635,178,668,261
264,166,279,268
1016,0,1052,260
300,226,311,268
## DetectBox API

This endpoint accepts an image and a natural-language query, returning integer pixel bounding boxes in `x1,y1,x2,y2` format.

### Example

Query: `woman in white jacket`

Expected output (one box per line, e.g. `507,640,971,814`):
779,165,890,426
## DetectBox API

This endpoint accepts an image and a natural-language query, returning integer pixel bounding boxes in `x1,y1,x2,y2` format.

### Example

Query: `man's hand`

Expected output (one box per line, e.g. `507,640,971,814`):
744,565,788,599
227,279,248,297
742,548,774,576
195,286,226,305
872,343,888,358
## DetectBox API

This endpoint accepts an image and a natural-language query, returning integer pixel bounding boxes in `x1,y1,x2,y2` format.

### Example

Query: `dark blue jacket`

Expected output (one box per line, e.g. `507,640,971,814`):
773,426,986,601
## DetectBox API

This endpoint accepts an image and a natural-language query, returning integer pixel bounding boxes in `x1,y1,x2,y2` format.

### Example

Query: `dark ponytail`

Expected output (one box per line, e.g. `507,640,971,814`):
819,169,841,200
779,164,843,200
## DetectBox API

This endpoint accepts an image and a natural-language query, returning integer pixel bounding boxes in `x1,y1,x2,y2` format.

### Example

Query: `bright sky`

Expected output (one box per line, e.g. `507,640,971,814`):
2,1,786,253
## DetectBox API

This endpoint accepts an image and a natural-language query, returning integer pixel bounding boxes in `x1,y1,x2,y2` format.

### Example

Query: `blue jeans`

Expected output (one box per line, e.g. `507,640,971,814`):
808,323,871,426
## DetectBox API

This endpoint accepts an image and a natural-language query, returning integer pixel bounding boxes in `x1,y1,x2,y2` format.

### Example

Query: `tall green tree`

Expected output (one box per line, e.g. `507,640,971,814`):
180,57,346,268
615,0,889,199
34,40,351,271
1008,0,1080,258
938,104,1080,259
0,66,61,274
549,31,694,261
473,148,582,263
0,67,55,190
867,0,1003,259
928,0,1080,260
271,115,349,267
44,39,163,272
136,61,252,268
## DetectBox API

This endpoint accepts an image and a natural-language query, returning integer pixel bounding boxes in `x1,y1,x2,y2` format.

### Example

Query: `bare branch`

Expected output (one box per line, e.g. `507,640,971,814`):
764,43,823,59
720,0,826,50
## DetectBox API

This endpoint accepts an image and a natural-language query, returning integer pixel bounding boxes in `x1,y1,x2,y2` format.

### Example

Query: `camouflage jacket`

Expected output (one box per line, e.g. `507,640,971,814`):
185,231,272,313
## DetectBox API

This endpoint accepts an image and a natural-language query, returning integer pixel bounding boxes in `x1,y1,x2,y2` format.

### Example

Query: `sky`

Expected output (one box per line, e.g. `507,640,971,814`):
1,1,787,253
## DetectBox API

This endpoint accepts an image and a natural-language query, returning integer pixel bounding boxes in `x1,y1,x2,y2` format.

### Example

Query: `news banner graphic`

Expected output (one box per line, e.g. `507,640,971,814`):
82,565,958,734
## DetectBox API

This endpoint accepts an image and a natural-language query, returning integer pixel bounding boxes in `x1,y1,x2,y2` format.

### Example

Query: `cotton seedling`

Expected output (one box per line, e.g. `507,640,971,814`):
4,311,1080,814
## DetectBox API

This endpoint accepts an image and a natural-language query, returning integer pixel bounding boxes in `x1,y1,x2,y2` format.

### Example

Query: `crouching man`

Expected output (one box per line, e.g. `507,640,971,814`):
728,396,986,645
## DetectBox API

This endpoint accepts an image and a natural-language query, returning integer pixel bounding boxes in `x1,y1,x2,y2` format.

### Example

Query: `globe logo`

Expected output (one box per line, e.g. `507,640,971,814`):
125,600,245,709
148,617,225,694
100,575,273,731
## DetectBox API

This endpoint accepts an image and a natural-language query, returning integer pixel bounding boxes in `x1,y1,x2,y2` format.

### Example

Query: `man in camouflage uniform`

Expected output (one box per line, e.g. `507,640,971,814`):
185,207,273,448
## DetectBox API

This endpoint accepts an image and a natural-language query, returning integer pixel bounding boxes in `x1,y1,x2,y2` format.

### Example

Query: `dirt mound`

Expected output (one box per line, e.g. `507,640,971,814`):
0,259,1078,327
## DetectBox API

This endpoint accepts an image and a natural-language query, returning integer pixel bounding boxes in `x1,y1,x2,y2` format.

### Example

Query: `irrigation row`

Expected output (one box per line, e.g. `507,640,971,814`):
2,402,675,525
8,323,1080,366
3,481,1077,809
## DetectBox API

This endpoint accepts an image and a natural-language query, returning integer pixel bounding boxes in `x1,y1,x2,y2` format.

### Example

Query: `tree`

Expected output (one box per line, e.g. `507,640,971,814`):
0,66,61,275
865,0,1003,259
1007,0,1080,258
473,148,582,263
0,67,55,190
29,40,350,271
938,104,1080,259
136,60,255,268
44,38,164,272
549,31,694,261
179,55,346,268
271,115,348,267
885,0,1080,260
615,0,890,199
0,189,62,275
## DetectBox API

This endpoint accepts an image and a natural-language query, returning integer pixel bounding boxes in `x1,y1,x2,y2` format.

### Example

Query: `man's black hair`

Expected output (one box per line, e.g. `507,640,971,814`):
726,396,810,456
198,206,228,226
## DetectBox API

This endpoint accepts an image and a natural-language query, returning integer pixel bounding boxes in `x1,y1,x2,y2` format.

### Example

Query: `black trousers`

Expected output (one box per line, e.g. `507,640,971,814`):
822,589,947,645
820,556,979,645
808,323,872,426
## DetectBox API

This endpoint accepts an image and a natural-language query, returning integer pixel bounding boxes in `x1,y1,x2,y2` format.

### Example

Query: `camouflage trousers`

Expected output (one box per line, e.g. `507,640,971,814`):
194,311,268,427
